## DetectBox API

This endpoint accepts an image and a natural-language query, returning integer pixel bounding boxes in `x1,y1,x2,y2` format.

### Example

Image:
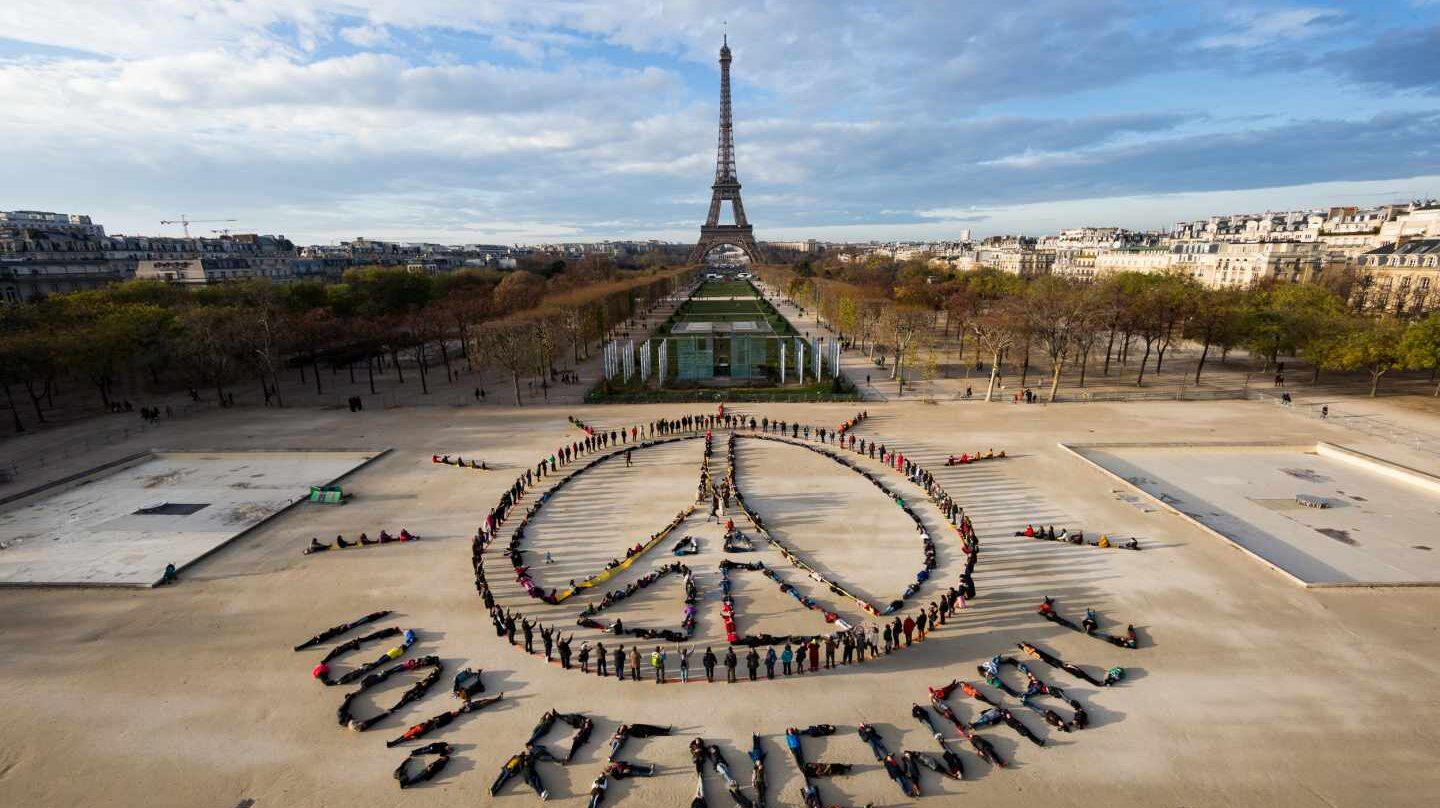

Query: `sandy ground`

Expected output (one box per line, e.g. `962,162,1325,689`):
2,400,1439,808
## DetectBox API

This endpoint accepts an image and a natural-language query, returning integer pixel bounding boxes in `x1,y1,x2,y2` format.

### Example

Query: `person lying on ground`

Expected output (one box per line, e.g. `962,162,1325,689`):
394,741,453,788
857,723,888,761
294,609,392,650
911,703,944,742
558,713,593,761
802,762,853,777
527,709,558,746
784,728,805,770
907,750,955,780
489,752,525,796
520,752,547,801
609,723,672,760
967,731,1006,768
929,679,963,701
882,754,919,798
999,708,1045,747
311,626,402,683
335,629,417,685
385,693,502,747
749,735,766,808
900,751,924,795
605,761,657,779
937,747,965,780
587,774,608,808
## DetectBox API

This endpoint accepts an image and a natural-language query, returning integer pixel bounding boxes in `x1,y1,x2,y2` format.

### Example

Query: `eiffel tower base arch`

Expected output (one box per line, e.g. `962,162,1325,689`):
689,225,766,265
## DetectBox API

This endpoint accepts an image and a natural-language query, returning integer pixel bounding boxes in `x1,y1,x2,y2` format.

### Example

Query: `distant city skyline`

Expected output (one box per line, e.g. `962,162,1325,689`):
2,2,1439,243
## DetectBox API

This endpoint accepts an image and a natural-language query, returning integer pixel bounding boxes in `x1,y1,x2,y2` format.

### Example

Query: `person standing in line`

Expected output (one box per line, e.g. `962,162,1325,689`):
596,642,607,677
724,647,738,683
746,648,759,681
703,647,717,683
630,647,642,682
614,644,626,681
679,646,692,683
808,639,820,672
764,646,777,679
652,647,667,684
903,616,916,647
781,644,794,675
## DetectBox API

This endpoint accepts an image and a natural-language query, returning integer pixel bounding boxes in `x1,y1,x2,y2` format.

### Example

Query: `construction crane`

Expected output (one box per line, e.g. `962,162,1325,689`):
160,215,236,237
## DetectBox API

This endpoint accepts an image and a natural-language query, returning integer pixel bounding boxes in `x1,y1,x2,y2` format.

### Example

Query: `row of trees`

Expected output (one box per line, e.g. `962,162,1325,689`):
759,262,1440,402
0,261,694,432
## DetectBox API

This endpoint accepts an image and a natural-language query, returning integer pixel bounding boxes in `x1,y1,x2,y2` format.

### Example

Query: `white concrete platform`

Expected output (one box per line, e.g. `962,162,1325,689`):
0,450,378,586
1075,443,1440,585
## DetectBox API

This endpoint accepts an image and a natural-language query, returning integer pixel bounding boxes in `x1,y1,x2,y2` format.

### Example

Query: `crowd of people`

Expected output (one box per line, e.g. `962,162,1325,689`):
302,528,417,555
1018,641,1126,687
310,625,416,685
431,454,487,470
470,406,986,688
1037,596,1139,649
719,559,851,648
334,654,444,732
974,655,1091,732
286,398,1156,797
1018,523,1141,550
574,561,699,643
945,450,1005,466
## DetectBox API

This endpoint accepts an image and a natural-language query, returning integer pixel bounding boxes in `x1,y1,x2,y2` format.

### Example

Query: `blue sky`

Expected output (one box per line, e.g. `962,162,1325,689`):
1,1,1438,244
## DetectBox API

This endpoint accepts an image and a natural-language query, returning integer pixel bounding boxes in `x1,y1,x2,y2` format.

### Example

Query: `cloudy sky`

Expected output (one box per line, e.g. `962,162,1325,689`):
3,1,1440,244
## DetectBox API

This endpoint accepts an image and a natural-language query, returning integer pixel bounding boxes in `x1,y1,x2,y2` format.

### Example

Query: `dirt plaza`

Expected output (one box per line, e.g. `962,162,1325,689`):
1,398,1438,808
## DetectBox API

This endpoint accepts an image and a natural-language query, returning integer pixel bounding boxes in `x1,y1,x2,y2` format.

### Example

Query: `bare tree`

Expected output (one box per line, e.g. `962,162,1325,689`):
856,300,885,356
971,305,1020,402
177,305,247,404
475,319,537,406
1025,277,1087,403
883,305,931,395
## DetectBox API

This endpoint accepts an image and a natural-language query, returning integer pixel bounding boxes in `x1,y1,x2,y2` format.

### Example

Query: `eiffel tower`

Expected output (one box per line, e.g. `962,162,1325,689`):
689,36,765,265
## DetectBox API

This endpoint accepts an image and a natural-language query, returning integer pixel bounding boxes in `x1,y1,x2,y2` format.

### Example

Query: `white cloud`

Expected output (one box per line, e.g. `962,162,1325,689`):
1202,7,1341,48
0,1,1437,243
339,24,393,48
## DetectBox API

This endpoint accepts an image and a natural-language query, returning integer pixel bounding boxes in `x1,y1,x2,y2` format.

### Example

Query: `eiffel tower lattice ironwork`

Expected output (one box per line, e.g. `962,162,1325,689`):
688,36,765,265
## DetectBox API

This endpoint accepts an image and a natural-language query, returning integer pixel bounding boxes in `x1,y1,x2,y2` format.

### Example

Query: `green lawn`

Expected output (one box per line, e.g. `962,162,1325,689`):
693,280,759,298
